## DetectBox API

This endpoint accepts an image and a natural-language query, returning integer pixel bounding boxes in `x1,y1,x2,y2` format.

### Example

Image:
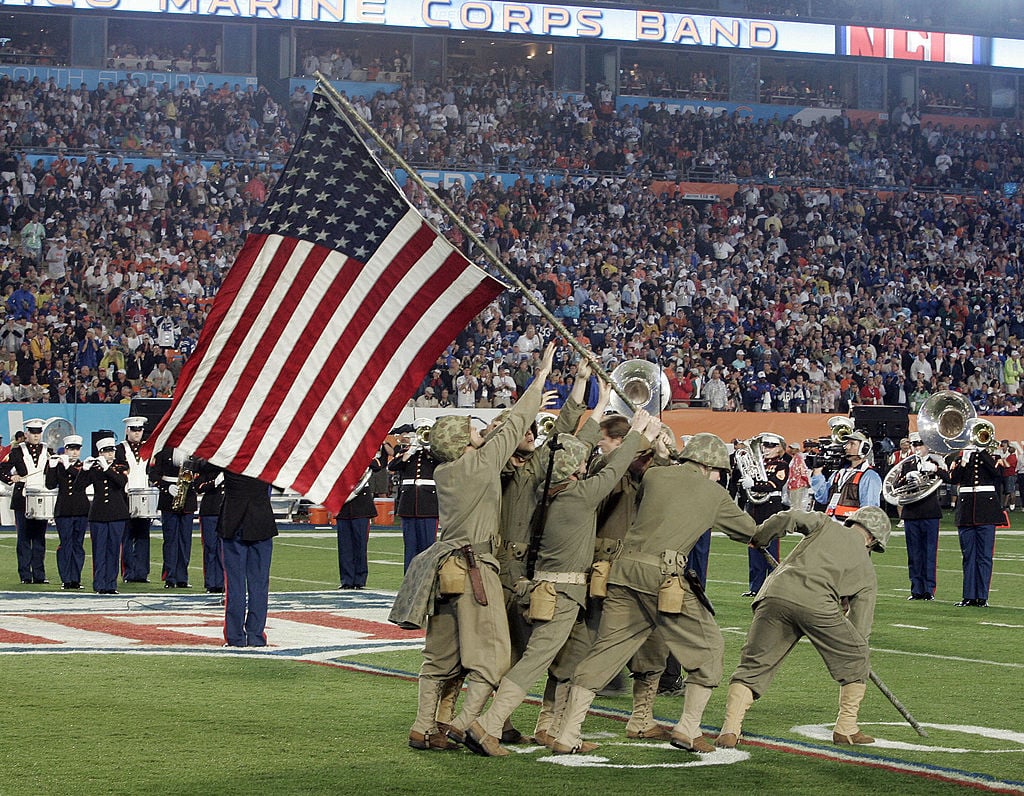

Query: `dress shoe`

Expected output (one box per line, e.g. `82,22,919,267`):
33,579,49,584
338,584,355,590
124,578,150,584
178,583,191,588
627,724,674,740
741,590,757,597
206,587,225,594
550,740,599,755
954,599,974,607
98,589,120,595
71,582,83,590
465,721,509,757
833,730,875,744
715,732,738,749
62,582,75,590
921,593,934,600
908,594,922,600
669,732,715,753
408,729,459,751
21,579,32,584
974,600,988,607
500,725,524,744
165,582,177,589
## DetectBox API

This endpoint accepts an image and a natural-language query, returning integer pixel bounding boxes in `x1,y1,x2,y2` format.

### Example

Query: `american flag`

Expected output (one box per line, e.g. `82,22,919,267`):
143,92,504,511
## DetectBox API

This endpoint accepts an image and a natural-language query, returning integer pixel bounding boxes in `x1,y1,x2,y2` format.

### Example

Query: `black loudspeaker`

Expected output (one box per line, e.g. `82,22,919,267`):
128,398,173,440
851,405,910,441
90,430,117,458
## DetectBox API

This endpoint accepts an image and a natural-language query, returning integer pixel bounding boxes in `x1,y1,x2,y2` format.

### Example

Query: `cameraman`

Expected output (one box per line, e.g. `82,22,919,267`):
810,431,882,519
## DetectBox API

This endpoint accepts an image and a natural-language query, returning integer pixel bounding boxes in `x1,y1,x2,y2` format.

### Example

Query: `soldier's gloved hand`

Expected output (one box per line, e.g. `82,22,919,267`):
514,577,532,601
740,475,755,491
48,456,62,467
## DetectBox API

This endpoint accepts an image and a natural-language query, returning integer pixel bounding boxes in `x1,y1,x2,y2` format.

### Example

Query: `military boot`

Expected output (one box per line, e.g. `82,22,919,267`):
550,685,599,754
670,683,715,752
530,675,560,746
626,673,672,740
447,678,494,744
435,675,464,732
409,678,459,751
466,680,527,757
833,682,875,744
716,682,755,748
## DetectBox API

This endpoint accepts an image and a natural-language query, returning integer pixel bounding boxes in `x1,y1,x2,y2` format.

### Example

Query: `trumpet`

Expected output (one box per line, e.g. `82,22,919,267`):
535,412,557,446
827,415,855,445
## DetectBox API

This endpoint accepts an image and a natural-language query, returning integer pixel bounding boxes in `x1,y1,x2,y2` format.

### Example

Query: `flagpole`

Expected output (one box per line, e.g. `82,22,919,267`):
313,72,633,407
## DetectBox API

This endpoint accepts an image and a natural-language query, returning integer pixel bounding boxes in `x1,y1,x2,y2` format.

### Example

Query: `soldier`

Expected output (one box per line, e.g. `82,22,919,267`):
336,466,379,590
218,470,279,647
898,432,947,601
389,422,440,571
549,433,758,755
716,506,889,749
395,342,554,752
150,447,198,588
45,434,89,590
193,464,225,594
465,412,662,757
83,437,131,595
810,431,882,519
948,442,1003,607
116,416,153,583
736,433,787,596
1,418,52,583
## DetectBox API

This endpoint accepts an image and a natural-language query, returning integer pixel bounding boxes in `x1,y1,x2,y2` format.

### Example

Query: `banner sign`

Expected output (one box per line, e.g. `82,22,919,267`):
0,64,256,91
840,26,981,64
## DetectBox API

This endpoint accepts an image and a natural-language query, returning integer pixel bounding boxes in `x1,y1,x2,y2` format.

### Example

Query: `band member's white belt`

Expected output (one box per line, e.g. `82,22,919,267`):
534,570,588,585
402,479,436,486
958,485,996,493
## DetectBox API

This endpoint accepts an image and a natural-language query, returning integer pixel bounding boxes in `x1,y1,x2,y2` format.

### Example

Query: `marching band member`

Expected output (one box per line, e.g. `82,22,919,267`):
45,435,89,590
948,442,1003,607
1,418,53,584
810,431,882,519
899,432,947,601
193,464,226,594
83,437,130,595
336,462,380,590
150,447,198,588
736,434,787,597
389,424,440,571
116,416,153,584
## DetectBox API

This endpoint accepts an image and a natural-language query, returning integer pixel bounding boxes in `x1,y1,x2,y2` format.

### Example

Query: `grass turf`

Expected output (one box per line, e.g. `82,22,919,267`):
1,517,1023,794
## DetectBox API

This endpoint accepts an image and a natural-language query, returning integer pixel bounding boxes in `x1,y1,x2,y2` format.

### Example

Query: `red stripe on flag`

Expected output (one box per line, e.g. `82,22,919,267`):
288,244,467,492
143,234,271,458
321,275,502,510
169,236,308,454
246,222,439,482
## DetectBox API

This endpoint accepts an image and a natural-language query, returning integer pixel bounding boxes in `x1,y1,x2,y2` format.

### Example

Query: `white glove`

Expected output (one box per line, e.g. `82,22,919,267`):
214,473,224,487
168,484,179,497
740,475,755,491
918,460,937,473
48,456,62,467
98,457,110,471
961,450,974,465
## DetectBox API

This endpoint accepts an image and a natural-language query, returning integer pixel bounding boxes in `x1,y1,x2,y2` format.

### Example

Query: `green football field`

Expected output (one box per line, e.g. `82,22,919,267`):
1,516,1022,795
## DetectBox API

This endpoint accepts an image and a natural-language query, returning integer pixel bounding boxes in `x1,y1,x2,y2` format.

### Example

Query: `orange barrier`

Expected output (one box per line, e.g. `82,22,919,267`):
374,498,396,526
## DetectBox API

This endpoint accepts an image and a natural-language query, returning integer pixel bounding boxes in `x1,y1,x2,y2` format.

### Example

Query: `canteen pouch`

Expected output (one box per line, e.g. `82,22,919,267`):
438,554,466,596
589,560,611,598
527,581,557,622
658,575,686,615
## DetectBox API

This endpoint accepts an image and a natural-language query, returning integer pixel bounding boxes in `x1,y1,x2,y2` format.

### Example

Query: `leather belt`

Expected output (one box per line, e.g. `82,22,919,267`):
401,479,436,486
958,485,996,493
534,570,588,585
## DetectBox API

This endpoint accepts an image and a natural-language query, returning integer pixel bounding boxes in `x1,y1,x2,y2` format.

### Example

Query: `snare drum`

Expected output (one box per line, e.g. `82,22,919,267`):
128,487,161,519
24,487,57,520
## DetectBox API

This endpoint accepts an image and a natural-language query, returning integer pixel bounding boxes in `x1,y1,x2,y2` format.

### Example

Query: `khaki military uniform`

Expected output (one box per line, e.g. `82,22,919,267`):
571,462,757,691
730,509,877,695
412,378,543,736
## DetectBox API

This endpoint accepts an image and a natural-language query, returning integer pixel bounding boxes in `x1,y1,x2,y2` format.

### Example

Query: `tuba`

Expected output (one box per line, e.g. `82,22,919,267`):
607,359,672,417
734,435,771,504
882,454,943,505
917,390,997,453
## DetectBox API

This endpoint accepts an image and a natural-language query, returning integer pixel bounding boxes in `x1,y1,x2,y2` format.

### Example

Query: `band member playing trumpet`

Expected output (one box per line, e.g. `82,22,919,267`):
898,433,947,601
45,435,89,590
389,421,440,571
948,440,1002,607
150,447,198,588
735,433,786,597
1,418,52,583
83,437,130,595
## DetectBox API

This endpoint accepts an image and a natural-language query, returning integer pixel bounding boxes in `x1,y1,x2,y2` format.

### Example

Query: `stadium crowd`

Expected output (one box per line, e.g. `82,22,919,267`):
0,72,1022,415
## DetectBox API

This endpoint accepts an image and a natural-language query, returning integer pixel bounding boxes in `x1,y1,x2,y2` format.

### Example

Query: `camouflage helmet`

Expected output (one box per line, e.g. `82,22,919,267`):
429,415,472,463
845,506,890,552
678,433,730,471
551,436,590,482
